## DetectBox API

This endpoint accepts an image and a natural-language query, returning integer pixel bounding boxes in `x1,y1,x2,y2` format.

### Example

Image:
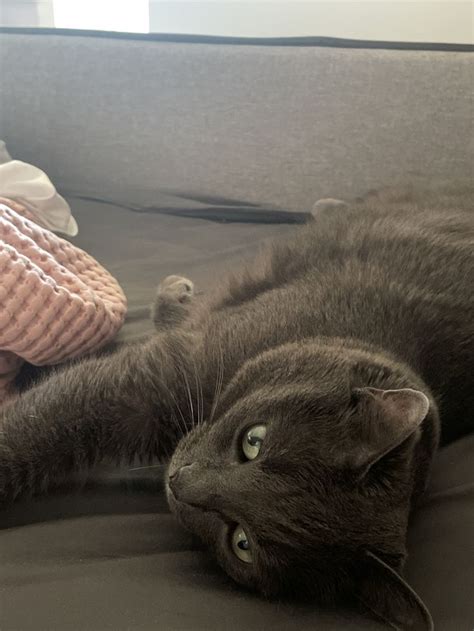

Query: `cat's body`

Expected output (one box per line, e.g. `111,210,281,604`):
207,190,472,445
1,184,473,629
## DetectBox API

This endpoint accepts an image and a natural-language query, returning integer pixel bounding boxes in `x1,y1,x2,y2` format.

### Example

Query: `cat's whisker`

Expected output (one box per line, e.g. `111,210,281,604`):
154,376,188,436
128,464,164,472
180,366,195,432
193,358,204,427
159,380,188,438
199,369,204,427
214,350,224,421
170,412,186,441
191,359,201,428
199,373,204,427
209,340,224,422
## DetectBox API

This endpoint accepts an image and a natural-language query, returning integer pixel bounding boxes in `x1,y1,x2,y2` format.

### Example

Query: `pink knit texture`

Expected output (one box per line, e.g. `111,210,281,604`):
0,199,127,405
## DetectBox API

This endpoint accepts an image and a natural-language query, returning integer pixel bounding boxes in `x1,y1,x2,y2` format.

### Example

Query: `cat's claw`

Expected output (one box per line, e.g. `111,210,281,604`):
158,275,195,303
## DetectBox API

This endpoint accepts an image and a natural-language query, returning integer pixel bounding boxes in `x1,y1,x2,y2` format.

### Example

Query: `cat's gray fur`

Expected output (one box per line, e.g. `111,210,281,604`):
1,183,473,630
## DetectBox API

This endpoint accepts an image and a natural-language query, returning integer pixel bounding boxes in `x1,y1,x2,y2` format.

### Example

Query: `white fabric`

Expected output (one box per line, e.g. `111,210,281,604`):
0,140,78,236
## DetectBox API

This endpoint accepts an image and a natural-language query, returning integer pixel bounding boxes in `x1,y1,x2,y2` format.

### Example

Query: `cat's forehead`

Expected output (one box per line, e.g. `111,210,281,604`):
215,342,353,418
214,383,350,440
248,349,350,388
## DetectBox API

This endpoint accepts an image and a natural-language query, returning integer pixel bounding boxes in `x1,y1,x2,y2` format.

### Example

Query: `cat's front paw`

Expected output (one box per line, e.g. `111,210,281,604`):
158,275,195,303
152,275,197,329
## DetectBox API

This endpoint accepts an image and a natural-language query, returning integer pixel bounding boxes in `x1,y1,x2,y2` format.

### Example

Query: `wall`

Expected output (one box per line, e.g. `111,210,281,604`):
1,1,472,44
149,1,473,43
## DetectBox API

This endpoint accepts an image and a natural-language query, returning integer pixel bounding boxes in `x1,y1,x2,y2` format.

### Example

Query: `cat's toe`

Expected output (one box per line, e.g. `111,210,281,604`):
158,275,194,303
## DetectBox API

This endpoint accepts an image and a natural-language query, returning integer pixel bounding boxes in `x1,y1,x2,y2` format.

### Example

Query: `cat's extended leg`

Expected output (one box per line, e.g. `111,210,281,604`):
0,334,193,505
151,275,195,330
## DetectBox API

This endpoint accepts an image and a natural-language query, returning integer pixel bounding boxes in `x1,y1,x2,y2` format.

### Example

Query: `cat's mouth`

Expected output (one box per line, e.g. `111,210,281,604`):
165,461,231,544
166,479,221,518
166,459,230,513
166,481,196,511
166,479,228,552
166,462,200,508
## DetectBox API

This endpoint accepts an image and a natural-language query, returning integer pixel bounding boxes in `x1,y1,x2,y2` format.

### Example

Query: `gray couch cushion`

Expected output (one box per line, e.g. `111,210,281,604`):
1,32,473,215
406,435,474,630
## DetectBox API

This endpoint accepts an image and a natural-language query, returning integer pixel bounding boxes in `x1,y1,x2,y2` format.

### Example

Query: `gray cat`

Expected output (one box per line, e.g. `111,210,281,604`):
1,183,473,630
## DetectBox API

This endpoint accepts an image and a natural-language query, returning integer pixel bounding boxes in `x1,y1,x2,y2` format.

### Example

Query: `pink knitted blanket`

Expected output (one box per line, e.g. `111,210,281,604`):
0,198,127,405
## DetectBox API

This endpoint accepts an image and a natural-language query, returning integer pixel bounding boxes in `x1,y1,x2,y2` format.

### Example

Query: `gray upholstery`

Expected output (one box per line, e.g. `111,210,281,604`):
1,32,473,214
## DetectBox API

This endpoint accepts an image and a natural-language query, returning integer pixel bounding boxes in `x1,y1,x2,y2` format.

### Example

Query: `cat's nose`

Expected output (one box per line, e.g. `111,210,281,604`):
168,463,196,498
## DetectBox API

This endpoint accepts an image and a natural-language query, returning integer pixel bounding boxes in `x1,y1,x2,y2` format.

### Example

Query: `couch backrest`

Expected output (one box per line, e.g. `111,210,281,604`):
1,30,473,215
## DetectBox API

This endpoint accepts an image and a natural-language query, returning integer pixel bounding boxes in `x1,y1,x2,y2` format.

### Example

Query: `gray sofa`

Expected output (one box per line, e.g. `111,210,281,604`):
0,29,473,630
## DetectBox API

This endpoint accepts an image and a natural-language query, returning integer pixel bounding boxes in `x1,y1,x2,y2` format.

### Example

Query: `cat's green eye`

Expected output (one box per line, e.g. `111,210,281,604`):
231,525,252,563
242,424,267,460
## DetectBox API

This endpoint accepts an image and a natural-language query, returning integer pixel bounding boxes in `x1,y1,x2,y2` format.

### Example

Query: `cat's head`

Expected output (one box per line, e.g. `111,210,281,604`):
167,341,436,629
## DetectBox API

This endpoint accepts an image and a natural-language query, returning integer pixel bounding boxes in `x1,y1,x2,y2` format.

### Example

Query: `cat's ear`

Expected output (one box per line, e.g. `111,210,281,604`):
350,387,430,470
355,551,433,631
